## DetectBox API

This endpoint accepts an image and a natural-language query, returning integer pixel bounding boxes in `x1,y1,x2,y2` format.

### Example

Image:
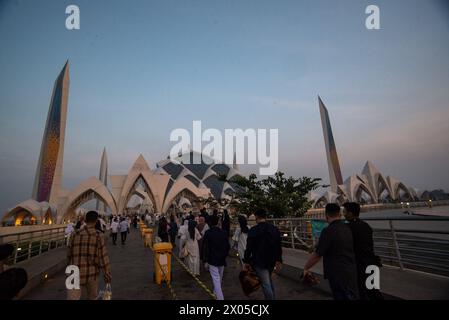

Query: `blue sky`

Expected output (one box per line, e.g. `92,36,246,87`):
0,0,449,212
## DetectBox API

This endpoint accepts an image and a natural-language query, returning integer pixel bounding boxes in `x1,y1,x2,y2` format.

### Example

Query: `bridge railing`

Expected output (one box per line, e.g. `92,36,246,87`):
266,216,449,277
305,200,449,219
0,227,67,265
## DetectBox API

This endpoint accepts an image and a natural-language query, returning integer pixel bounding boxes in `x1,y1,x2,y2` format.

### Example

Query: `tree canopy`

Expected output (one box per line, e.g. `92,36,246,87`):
221,172,324,218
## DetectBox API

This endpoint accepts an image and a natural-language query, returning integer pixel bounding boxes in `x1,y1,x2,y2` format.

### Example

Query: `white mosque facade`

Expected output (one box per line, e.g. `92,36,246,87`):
1,63,443,225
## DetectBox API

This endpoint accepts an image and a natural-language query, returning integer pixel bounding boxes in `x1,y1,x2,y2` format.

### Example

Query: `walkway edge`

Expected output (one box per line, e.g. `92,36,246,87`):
15,247,68,299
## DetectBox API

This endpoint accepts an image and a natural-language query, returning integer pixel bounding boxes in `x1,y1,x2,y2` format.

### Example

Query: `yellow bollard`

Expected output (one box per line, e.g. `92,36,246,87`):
153,242,173,285
144,229,153,248
141,226,149,239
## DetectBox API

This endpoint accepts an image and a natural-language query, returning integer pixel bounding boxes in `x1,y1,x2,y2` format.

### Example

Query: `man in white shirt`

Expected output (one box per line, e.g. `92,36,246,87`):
110,218,119,245
119,218,129,245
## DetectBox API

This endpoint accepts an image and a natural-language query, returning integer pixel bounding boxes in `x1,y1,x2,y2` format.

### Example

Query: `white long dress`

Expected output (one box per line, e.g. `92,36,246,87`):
232,225,250,264
185,228,202,276
177,220,189,256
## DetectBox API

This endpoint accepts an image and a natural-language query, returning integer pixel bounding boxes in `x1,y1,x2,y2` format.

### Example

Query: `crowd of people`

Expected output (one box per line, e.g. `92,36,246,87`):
65,213,138,246
11,200,381,301
145,207,282,301
150,202,383,301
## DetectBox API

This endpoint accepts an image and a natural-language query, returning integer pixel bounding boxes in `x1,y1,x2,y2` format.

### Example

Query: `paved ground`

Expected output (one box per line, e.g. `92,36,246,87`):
282,247,449,300
24,228,331,300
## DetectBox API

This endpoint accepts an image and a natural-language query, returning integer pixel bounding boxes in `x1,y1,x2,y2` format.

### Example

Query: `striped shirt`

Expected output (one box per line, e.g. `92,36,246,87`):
68,225,111,285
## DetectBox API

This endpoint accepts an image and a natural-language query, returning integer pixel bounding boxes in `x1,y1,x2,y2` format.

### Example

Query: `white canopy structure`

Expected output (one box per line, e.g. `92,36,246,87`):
310,161,420,208
2,199,57,225
3,151,240,224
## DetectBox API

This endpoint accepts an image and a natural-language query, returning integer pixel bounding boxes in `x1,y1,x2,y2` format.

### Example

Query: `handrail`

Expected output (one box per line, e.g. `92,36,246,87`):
264,216,449,277
0,226,67,265
268,216,449,222
363,216,449,221
0,226,66,238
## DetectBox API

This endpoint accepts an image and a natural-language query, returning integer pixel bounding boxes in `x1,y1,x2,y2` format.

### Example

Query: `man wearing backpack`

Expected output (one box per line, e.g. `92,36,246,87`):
243,209,282,300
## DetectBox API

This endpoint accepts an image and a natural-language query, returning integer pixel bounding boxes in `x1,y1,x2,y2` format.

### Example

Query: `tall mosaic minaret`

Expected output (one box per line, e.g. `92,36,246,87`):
96,147,108,212
32,61,70,204
318,96,343,192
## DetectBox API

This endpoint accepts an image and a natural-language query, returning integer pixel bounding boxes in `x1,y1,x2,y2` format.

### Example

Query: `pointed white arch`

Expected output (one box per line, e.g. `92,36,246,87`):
59,177,117,223
395,182,413,200
118,171,171,214
344,176,376,203
162,177,211,213
117,155,172,213
362,161,393,201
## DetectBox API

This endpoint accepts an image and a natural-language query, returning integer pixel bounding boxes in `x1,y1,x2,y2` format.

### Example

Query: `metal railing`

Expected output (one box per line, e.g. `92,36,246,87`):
305,200,449,219
0,227,67,265
267,218,314,251
266,216,449,277
364,216,449,276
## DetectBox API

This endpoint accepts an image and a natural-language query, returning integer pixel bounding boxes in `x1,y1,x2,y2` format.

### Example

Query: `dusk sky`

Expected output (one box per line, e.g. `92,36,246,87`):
1,0,449,212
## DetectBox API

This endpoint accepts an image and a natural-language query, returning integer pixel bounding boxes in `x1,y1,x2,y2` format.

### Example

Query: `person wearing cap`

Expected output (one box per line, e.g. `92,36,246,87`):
303,203,359,300
243,209,282,300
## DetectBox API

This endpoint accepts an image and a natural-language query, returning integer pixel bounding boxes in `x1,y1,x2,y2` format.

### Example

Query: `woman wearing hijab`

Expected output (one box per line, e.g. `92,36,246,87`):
184,220,202,275
232,214,250,265
177,218,190,257
157,216,169,242
168,215,178,247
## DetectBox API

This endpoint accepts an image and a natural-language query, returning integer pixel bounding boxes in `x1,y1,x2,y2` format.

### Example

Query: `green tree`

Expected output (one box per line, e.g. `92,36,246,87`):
221,172,324,218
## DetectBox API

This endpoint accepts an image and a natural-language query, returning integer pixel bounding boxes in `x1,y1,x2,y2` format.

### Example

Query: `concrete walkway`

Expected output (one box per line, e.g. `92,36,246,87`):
281,247,449,300
24,229,171,299
23,229,331,300
17,230,448,300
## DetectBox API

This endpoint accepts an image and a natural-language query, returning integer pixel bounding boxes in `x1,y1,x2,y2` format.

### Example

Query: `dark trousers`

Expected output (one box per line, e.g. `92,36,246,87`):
112,232,118,245
328,277,359,300
121,231,127,244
